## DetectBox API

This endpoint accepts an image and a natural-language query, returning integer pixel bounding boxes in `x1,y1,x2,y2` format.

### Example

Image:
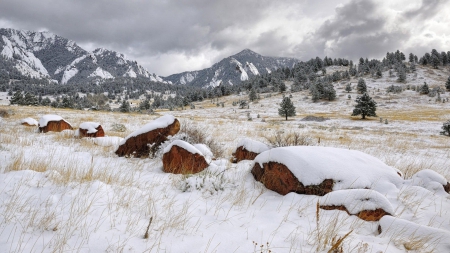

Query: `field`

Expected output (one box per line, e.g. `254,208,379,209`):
1,65,450,252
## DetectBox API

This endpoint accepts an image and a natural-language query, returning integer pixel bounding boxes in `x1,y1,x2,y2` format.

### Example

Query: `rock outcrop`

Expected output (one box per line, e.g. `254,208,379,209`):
232,138,270,163
115,115,180,158
78,122,105,138
162,140,209,174
38,115,73,133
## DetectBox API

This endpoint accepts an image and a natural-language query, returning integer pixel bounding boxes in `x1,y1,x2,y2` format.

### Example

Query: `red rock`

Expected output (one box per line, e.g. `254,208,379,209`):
115,118,180,158
320,205,390,221
251,162,334,196
232,146,260,163
162,143,208,174
78,125,105,138
39,120,73,133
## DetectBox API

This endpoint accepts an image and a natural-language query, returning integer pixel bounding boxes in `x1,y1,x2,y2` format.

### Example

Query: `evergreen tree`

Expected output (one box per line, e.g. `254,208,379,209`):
9,91,23,105
119,100,131,113
41,97,51,106
139,99,151,110
357,78,367,94
409,53,415,63
352,93,377,119
278,96,296,120
420,82,430,94
440,120,450,136
345,83,352,93
248,88,257,101
445,75,450,91
431,54,440,69
23,92,38,106
397,68,406,83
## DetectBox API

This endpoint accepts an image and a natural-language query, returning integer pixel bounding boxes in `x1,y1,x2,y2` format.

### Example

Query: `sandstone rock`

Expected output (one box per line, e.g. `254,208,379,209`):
115,115,180,158
78,122,105,138
251,161,334,196
232,138,270,163
20,117,38,126
162,140,209,174
38,115,73,133
319,189,394,221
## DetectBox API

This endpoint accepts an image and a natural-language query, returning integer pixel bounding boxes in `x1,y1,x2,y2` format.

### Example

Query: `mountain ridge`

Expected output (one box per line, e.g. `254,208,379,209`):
163,48,300,87
0,28,166,84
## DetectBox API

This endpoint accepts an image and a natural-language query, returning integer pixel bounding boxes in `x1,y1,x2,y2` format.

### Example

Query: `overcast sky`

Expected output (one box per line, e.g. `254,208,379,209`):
1,0,449,76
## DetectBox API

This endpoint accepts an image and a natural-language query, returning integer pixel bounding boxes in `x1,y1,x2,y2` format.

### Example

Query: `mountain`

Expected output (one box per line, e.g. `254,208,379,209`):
0,28,166,84
164,49,300,87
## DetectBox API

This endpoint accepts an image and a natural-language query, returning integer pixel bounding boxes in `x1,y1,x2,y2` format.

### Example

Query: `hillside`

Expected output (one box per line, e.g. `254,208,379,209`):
0,28,166,84
164,49,299,87
1,63,450,252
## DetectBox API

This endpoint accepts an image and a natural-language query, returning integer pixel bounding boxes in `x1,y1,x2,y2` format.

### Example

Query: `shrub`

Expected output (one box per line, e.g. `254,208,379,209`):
264,131,314,147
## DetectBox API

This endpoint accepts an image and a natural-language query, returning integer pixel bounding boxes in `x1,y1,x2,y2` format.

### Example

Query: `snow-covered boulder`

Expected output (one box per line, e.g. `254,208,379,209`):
320,189,394,221
408,169,450,194
20,117,38,126
77,122,105,138
379,216,450,252
38,114,73,133
232,138,270,163
193,143,214,163
251,146,402,196
162,140,209,174
115,115,180,158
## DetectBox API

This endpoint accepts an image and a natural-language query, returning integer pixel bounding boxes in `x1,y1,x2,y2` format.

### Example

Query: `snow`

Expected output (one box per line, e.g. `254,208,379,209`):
247,62,260,75
407,169,449,195
61,67,78,84
379,216,450,252
120,114,176,145
88,67,114,79
163,140,203,155
124,68,137,78
254,146,403,193
1,36,14,58
320,189,394,214
79,122,100,133
193,144,213,158
38,114,68,127
240,67,249,81
20,118,38,126
20,117,38,126
91,136,123,147
236,138,270,153
266,67,272,73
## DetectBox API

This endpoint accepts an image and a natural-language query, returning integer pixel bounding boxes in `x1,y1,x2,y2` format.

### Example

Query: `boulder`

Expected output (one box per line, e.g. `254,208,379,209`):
115,115,180,158
232,138,270,163
409,169,450,194
251,161,334,196
20,117,38,126
162,140,209,174
38,115,73,133
252,146,402,196
78,122,105,138
319,189,394,221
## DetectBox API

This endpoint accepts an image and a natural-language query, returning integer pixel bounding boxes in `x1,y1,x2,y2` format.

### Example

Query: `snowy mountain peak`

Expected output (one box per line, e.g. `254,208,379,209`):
164,49,299,87
0,28,166,84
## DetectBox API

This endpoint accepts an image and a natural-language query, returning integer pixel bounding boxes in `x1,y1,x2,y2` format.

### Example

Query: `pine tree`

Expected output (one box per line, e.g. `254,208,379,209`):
345,83,352,93
397,68,406,83
420,82,430,94
357,78,367,94
248,88,257,101
352,93,377,119
431,54,440,69
440,120,450,136
9,91,23,105
446,76,450,91
409,53,415,63
278,96,296,120
23,92,38,106
119,100,131,113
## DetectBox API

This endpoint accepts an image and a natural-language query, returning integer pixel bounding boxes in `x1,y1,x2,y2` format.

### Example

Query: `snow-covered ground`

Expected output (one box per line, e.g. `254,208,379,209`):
1,65,450,252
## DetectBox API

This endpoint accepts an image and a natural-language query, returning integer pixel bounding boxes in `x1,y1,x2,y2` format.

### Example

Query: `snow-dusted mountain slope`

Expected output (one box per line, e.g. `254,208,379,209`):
164,49,300,87
0,28,166,84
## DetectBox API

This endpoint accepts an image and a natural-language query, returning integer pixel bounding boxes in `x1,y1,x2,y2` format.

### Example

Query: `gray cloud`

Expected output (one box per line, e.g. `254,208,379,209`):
0,0,449,75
